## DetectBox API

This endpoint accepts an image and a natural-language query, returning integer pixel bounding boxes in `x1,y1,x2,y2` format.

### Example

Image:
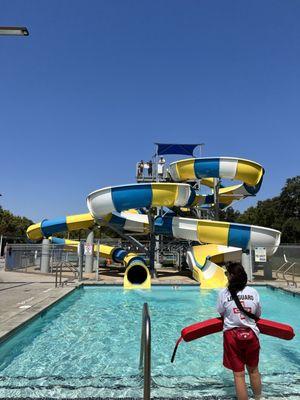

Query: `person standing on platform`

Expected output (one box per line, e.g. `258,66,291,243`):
148,160,153,177
143,161,149,177
137,160,144,178
158,156,166,180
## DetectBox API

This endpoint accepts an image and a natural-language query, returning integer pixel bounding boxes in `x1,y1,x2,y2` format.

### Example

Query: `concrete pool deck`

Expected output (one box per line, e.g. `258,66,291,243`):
0,270,76,343
0,267,299,344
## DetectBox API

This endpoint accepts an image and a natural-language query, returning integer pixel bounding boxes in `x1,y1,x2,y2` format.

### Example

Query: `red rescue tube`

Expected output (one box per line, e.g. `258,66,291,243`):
257,318,295,340
171,317,295,362
181,318,223,342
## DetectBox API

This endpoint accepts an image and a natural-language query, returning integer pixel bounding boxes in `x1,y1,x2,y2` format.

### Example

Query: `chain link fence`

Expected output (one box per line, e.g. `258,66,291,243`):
3,241,300,286
251,244,300,286
4,243,78,272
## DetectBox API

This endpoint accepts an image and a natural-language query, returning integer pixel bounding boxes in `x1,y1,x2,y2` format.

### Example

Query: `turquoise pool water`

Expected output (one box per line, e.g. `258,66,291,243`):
0,286,299,399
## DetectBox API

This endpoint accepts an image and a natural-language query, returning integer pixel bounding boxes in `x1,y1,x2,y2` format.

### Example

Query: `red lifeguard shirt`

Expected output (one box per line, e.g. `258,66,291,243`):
217,286,262,337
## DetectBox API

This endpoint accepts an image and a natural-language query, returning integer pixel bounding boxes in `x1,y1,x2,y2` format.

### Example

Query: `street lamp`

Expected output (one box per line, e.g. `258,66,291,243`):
0,26,29,36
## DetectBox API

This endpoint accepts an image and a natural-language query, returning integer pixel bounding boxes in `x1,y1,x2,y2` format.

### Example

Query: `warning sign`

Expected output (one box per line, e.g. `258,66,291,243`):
84,243,93,256
254,247,267,263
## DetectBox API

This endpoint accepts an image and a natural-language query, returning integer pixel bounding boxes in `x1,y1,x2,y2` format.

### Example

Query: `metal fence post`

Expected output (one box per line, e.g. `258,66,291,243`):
96,239,100,281
213,178,220,221
0,235,3,257
78,240,84,281
55,266,58,288
59,263,62,286
148,208,157,278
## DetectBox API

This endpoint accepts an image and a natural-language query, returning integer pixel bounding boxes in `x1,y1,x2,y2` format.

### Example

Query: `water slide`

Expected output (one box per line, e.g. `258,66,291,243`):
27,157,281,289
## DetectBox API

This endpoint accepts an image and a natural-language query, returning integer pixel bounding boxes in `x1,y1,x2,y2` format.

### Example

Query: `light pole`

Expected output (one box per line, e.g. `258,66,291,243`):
0,26,28,256
0,26,29,36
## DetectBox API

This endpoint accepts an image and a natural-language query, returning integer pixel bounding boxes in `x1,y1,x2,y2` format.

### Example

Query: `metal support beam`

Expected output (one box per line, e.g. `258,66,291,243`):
96,239,100,281
154,207,162,269
148,208,157,278
106,223,148,252
78,240,84,281
213,178,220,221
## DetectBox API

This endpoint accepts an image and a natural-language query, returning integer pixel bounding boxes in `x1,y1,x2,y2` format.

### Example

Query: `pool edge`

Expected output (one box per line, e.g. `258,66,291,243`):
0,285,79,345
1,282,298,346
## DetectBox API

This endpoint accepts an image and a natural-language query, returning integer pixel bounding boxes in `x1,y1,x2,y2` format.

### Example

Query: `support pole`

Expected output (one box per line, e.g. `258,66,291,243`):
154,235,161,269
0,235,3,257
41,238,50,273
263,261,272,280
148,208,157,278
96,239,100,281
78,240,84,281
154,207,162,269
85,230,94,273
213,178,220,221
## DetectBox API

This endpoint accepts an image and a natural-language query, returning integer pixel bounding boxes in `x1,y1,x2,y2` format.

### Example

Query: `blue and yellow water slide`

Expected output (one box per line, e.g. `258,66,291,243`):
27,157,281,289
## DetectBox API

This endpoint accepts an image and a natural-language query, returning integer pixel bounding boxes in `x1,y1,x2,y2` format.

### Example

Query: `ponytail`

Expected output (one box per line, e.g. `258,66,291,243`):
226,262,259,322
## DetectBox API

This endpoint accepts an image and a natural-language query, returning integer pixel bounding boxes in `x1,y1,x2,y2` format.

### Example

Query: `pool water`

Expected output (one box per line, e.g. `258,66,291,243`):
0,286,299,399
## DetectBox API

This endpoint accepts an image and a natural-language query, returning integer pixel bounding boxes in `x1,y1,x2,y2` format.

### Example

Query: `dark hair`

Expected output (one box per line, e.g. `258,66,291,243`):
226,262,259,321
226,262,248,294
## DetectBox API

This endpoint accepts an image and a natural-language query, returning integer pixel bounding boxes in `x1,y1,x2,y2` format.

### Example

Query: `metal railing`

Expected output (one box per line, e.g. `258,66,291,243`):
275,253,290,280
283,261,299,288
139,303,151,400
54,261,78,288
274,253,299,287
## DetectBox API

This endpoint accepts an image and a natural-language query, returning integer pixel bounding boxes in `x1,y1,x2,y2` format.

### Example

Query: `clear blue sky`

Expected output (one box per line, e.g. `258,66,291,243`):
1,0,299,222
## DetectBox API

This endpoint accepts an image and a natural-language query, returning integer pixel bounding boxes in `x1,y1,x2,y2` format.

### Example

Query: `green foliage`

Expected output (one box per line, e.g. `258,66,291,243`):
219,206,241,222
0,206,33,237
225,176,300,243
281,218,300,243
278,176,300,220
237,198,281,230
66,226,118,240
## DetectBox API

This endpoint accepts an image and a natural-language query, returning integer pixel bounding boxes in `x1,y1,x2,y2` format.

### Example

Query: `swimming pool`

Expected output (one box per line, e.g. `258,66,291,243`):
0,285,299,399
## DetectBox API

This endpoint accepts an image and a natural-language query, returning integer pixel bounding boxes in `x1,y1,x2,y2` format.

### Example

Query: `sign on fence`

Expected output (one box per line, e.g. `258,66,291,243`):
84,243,93,256
254,247,267,263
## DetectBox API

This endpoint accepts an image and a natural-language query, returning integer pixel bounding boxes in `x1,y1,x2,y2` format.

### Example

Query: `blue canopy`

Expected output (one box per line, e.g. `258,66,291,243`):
155,143,201,156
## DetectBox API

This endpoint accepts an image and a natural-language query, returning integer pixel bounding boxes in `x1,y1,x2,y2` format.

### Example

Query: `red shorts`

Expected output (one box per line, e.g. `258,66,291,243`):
223,328,260,372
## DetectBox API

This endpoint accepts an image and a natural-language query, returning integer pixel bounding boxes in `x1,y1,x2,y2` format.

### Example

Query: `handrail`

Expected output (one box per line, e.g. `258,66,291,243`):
275,262,288,280
55,261,78,288
283,262,298,288
275,254,288,280
275,253,299,287
139,303,151,400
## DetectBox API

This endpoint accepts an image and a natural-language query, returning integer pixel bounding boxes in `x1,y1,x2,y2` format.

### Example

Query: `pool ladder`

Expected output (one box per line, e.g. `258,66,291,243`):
139,303,151,400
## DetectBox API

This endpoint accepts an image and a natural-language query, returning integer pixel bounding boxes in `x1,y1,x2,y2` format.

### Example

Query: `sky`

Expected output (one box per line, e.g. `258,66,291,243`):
0,0,299,222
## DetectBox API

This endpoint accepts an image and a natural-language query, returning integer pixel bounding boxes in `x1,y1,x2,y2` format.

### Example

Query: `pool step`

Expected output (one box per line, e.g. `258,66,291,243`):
0,396,298,399
0,372,299,399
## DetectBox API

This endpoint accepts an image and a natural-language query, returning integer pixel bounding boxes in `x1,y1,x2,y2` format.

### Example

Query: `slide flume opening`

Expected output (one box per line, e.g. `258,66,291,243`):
127,265,148,285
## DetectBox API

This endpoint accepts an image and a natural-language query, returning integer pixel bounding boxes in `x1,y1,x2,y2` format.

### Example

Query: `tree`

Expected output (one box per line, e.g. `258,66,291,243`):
237,198,281,230
278,176,300,220
281,218,300,243
234,176,300,243
219,206,241,222
0,207,33,238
